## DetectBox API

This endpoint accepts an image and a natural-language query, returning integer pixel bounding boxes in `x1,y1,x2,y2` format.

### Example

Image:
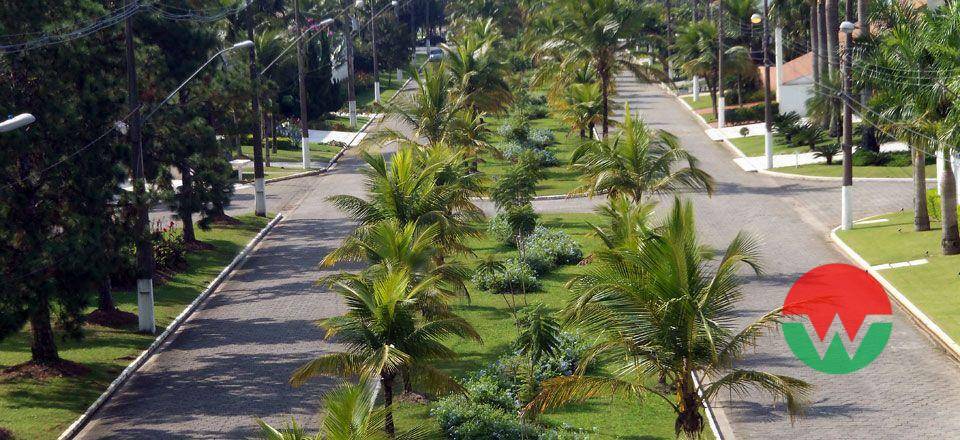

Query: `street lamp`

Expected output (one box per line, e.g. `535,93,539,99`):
840,20,855,230
0,113,36,132
754,6,774,171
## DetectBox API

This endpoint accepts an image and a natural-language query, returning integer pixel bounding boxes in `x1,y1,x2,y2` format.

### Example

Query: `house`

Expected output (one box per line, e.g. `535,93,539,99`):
759,52,814,117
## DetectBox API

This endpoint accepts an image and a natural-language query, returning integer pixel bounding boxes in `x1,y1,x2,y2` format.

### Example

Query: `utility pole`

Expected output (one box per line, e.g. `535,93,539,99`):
247,2,267,216
346,9,358,128
774,24,783,103
754,4,773,170
840,18,855,230
294,0,311,169
371,6,381,104
717,0,725,128
124,0,155,334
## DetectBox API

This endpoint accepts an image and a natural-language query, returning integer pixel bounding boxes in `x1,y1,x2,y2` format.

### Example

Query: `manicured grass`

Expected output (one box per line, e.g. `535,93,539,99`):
730,133,798,156
683,95,715,111
772,163,935,179
241,143,341,164
480,116,584,196
393,213,692,439
239,166,309,180
836,210,960,341
356,71,407,110
0,215,271,439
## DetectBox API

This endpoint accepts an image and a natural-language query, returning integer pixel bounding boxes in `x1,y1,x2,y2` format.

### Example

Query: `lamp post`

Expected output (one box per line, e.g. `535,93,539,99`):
752,10,773,170
292,15,336,169
717,0,725,128
840,20,855,230
0,114,36,132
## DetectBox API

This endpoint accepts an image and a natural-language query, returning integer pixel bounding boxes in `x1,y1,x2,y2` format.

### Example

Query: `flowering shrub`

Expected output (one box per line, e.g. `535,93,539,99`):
432,396,542,440
528,129,555,149
472,258,540,294
498,142,559,167
152,221,187,271
520,226,583,274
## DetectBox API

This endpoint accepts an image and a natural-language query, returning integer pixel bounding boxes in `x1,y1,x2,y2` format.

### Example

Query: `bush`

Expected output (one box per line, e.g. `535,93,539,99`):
885,151,913,167
926,189,960,222
498,141,558,167
528,129,555,149
772,111,803,142
472,258,540,294
811,142,842,165
724,102,778,124
852,149,884,166
520,226,583,274
433,397,542,440
152,223,187,271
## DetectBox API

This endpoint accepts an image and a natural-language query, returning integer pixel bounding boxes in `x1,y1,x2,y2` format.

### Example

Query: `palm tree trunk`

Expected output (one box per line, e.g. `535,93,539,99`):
382,374,397,438
941,152,960,255
30,295,60,364
676,372,704,437
825,0,839,137
811,2,820,90
600,63,610,139
914,146,931,231
817,1,828,91
857,0,878,152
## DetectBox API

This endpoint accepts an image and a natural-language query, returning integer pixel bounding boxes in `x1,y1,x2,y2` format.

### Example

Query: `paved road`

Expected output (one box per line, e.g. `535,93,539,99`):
604,75,960,439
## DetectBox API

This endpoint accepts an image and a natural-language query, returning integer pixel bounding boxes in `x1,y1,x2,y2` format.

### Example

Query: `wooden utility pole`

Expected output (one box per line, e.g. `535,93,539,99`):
123,0,155,334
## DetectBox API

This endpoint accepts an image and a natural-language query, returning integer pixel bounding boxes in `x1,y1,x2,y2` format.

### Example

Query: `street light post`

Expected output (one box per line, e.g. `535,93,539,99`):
840,20,855,230
717,0,726,128
246,5,267,217
752,8,773,170
347,2,361,129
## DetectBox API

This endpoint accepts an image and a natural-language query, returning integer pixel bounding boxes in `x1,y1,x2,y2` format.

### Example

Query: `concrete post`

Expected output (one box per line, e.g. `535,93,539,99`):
693,76,700,101
775,27,784,103
717,96,726,128
301,137,310,169
137,279,155,334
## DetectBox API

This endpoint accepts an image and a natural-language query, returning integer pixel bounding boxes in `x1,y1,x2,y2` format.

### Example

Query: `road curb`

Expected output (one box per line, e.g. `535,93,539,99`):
58,213,285,440
829,223,960,362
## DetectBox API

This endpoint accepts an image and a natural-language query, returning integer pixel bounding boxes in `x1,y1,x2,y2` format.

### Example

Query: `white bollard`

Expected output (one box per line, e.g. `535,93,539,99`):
397,68,402,81
765,130,774,170
301,137,310,169
255,177,266,216
841,185,853,230
137,279,155,334
717,96,726,128
348,100,357,129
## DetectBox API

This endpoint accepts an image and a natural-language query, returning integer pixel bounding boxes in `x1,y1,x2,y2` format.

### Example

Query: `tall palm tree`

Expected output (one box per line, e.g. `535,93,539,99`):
538,0,660,138
442,21,513,116
290,269,481,437
570,105,714,202
587,194,657,251
526,198,811,438
380,64,464,147
329,147,485,260
258,379,433,439
672,20,751,117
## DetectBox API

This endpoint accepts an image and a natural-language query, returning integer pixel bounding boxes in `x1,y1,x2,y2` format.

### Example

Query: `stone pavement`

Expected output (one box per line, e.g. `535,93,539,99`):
604,75,960,438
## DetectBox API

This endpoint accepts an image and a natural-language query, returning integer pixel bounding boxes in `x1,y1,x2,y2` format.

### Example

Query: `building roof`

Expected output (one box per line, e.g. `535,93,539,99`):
759,52,814,89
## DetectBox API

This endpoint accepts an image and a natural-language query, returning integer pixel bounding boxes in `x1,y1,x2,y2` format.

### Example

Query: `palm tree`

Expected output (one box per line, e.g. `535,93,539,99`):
538,0,662,138
526,198,811,438
570,105,714,202
329,147,485,260
555,81,603,139
672,21,752,117
442,21,513,116
290,269,481,437
257,379,433,440
380,64,464,147
587,194,657,251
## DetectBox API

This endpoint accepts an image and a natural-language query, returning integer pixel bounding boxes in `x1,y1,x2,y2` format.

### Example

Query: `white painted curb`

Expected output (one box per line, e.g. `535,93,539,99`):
59,213,285,440
830,224,960,362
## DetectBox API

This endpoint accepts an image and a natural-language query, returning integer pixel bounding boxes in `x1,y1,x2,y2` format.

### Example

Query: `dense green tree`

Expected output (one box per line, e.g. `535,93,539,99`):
0,0,128,368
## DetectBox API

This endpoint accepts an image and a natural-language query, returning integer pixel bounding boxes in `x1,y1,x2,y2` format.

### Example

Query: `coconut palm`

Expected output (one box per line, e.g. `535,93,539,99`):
442,22,513,116
290,269,481,437
329,147,485,260
380,63,464,147
555,81,604,139
672,21,752,117
538,0,663,138
587,194,657,251
256,380,433,440
570,105,714,202
526,198,811,438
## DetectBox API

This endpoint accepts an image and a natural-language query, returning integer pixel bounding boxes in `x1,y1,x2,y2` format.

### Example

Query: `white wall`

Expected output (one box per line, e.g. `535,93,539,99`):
779,83,812,116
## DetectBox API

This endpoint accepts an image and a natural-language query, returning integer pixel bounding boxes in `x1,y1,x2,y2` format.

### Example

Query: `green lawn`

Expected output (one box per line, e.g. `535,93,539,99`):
836,210,960,341
773,163,935,179
682,95,714,111
239,166,309,181
318,115,372,131
729,133,798,156
480,116,584,196
0,215,271,439
393,213,687,439
241,143,341,164
356,71,407,110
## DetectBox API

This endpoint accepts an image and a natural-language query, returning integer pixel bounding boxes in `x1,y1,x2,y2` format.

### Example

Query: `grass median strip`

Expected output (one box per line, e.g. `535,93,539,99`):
836,210,960,342
393,213,696,439
0,215,271,439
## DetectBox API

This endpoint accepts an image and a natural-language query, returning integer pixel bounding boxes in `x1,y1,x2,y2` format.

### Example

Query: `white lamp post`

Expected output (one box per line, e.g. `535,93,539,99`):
840,20,855,230
0,113,36,132
752,11,774,171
